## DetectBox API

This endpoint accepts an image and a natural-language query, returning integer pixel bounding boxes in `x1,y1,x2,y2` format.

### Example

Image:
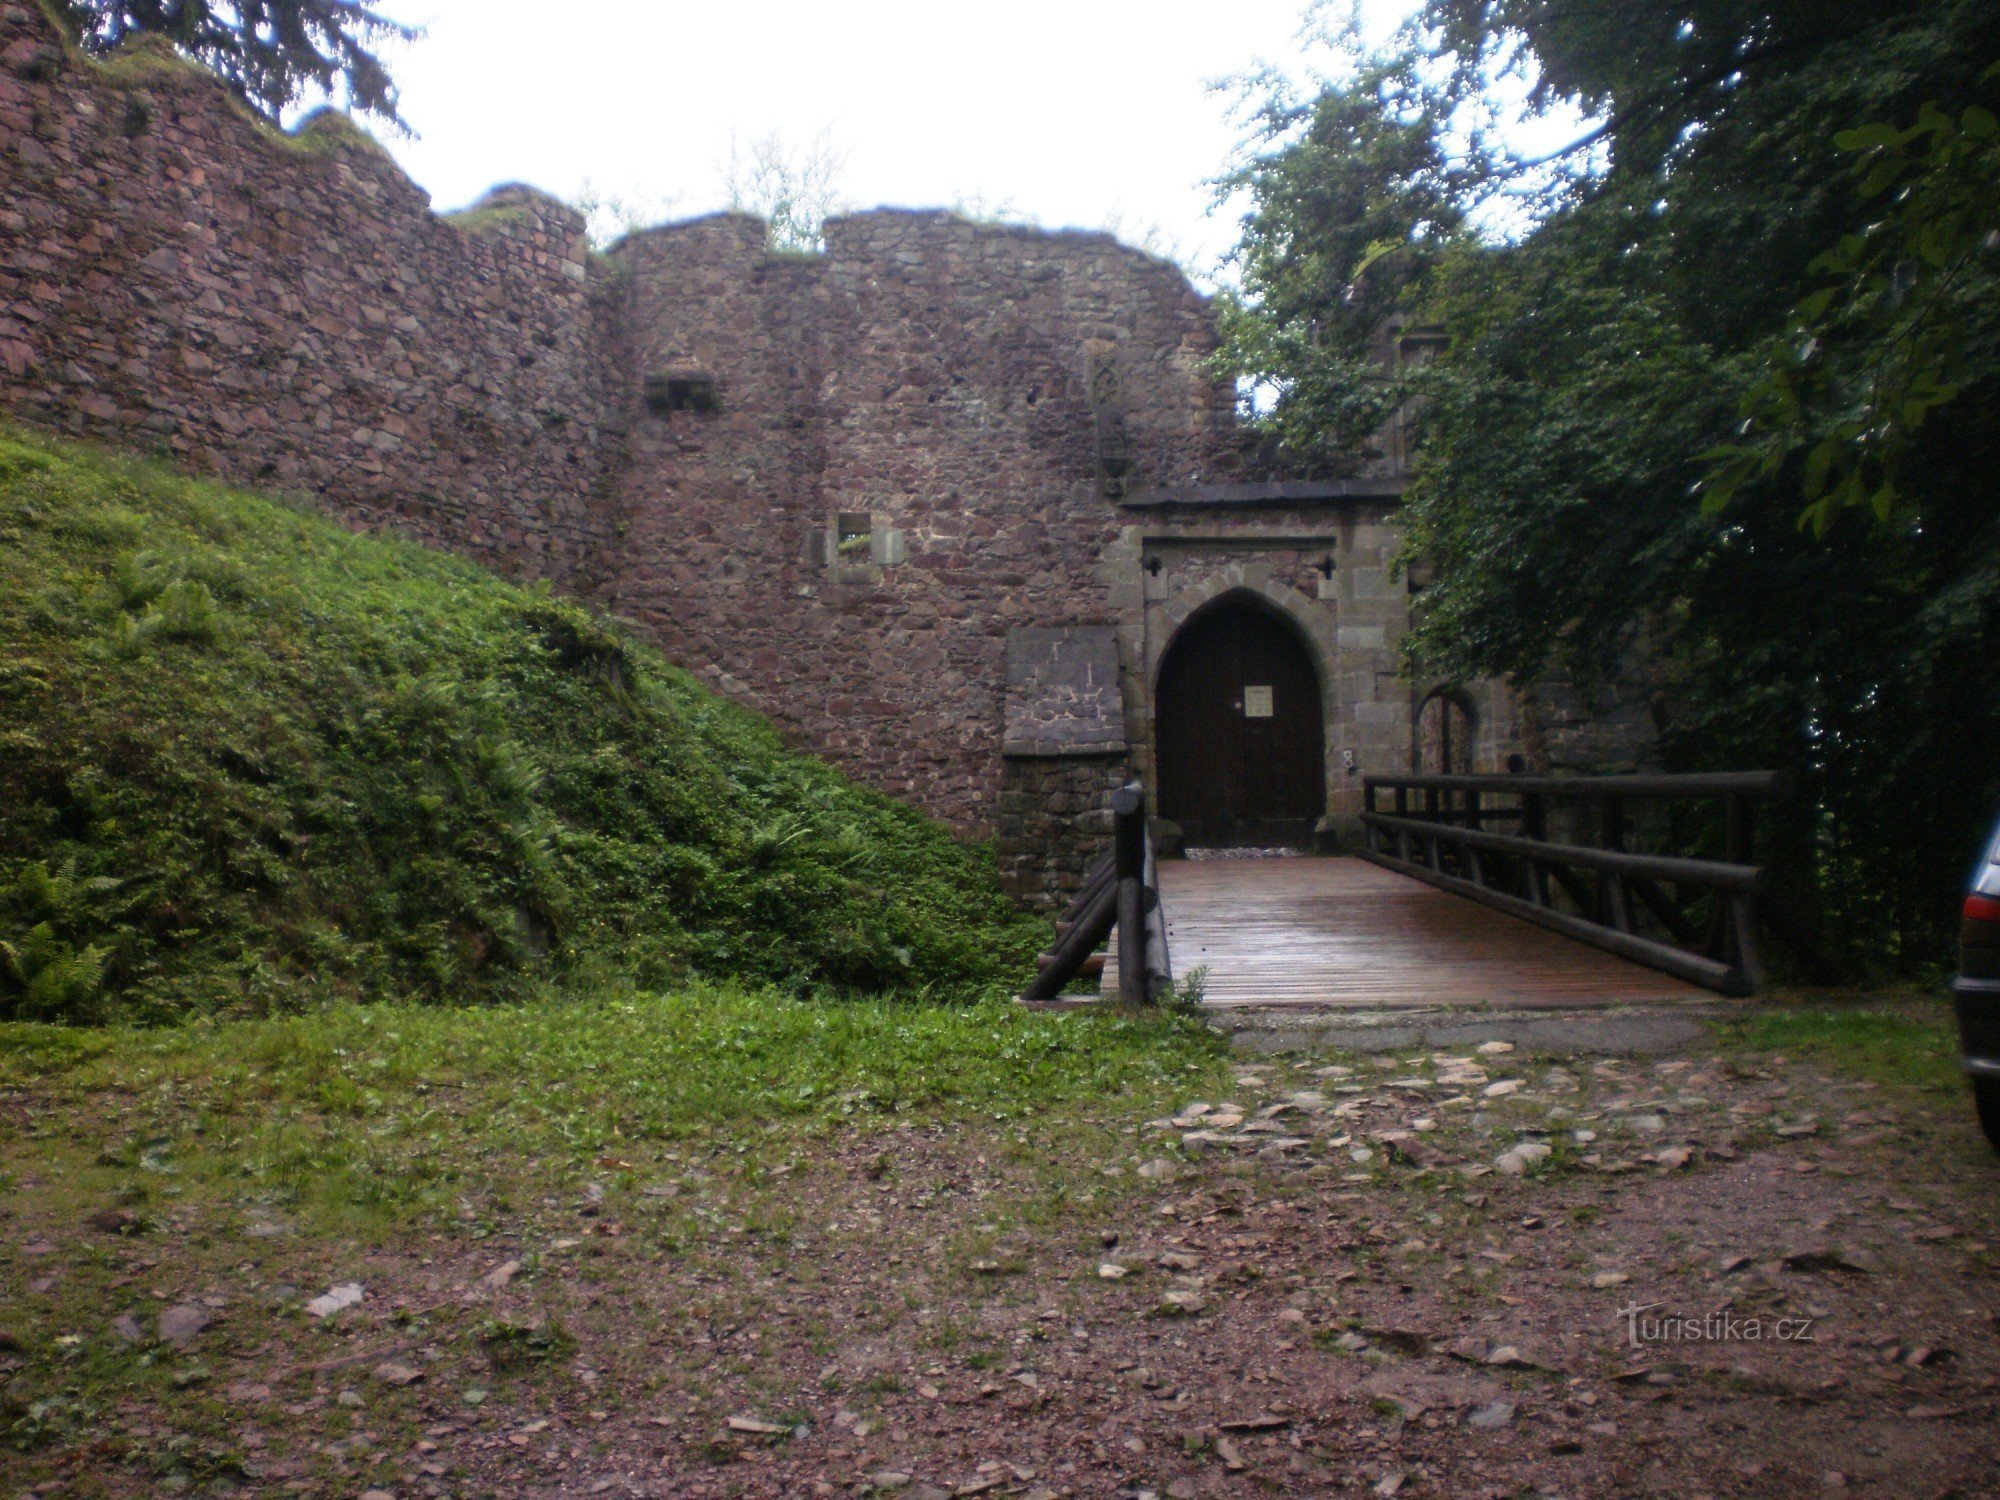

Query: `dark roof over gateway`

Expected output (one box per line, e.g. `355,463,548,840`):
1121,478,1407,510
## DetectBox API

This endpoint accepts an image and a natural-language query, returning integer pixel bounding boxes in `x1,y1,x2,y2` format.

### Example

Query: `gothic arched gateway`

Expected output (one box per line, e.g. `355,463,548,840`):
1155,595,1326,847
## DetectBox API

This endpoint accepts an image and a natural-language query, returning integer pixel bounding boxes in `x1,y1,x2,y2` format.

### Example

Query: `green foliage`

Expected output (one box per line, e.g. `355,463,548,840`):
0,427,1041,1023
478,1317,574,1371
1160,964,1209,1015
0,859,129,1023
53,0,417,129
1702,71,2000,533
1220,0,2000,971
1215,56,1474,466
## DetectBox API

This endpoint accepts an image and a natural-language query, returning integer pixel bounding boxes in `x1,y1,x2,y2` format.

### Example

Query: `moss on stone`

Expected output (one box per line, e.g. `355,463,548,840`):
30,0,86,61
445,203,538,237
280,106,394,162
90,32,210,88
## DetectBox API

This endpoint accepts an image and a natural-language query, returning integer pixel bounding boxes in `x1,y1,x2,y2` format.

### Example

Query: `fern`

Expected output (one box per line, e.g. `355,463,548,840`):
153,579,221,643
110,548,177,610
0,861,128,1021
22,941,109,1019
105,554,222,651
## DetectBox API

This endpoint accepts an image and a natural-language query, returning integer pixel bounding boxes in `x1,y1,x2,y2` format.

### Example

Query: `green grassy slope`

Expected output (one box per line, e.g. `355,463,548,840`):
0,427,1042,1022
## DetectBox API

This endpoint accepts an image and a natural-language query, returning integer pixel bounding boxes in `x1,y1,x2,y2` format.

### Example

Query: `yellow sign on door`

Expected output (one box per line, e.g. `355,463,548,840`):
1243,685,1273,718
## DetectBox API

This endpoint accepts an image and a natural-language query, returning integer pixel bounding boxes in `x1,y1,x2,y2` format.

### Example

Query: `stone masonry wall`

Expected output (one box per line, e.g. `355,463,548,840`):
0,0,621,587
603,209,1243,831
993,755,1130,909
0,0,1252,853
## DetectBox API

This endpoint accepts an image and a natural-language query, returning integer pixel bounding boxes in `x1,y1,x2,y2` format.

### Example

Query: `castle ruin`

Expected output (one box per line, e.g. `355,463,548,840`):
0,0,1609,905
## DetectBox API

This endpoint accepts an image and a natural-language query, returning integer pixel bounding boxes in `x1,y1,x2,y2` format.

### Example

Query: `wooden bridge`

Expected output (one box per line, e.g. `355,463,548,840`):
1025,772,1801,1011
1101,857,1708,1008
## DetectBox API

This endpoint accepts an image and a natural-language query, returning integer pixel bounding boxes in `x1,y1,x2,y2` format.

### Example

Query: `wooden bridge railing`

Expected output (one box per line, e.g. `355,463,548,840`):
1020,782,1172,1005
1358,771,1793,995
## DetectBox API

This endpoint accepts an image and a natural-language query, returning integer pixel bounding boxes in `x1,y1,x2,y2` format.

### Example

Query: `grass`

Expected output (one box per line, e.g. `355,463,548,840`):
0,992,1225,1471
0,425,1042,1022
0,987,1224,1234
1714,990,1961,1094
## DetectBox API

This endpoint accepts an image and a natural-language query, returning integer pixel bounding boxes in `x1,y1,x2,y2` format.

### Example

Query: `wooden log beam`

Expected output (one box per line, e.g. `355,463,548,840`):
1365,771,1791,800
1036,951,1105,979
1360,813,1764,894
1020,877,1117,1002
1356,847,1748,995
1628,874,1702,947
1058,850,1117,924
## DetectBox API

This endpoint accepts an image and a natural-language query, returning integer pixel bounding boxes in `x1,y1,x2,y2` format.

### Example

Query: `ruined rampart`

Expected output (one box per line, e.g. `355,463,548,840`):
0,0,620,587
605,210,1244,827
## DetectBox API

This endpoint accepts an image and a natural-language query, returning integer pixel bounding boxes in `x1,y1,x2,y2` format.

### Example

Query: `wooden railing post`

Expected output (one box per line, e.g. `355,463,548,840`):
1113,783,1148,1006
1521,791,1548,906
1601,795,1631,932
1021,782,1172,1005
1351,770,1791,996
1463,787,1483,883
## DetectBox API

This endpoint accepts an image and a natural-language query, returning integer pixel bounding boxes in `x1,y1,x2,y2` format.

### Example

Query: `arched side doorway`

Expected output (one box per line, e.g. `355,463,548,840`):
1156,596,1326,847
1415,686,1476,776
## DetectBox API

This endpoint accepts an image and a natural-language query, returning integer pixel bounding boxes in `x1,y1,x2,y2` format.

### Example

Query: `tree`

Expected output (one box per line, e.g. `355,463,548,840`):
1701,72,2000,533
720,129,848,255
57,0,417,129
1220,0,2000,969
1216,57,1476,466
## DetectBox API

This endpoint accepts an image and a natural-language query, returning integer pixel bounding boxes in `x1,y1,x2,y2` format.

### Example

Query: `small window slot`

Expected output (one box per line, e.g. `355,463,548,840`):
643,371,721,415
836,511,873,559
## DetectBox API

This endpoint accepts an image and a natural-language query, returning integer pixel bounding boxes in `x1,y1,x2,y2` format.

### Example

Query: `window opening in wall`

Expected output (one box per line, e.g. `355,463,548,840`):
836,511,873,559
643,371,721,415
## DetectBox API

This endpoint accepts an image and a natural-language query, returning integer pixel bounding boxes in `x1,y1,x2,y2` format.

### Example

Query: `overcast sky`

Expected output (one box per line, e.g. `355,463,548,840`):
364,0,1420,281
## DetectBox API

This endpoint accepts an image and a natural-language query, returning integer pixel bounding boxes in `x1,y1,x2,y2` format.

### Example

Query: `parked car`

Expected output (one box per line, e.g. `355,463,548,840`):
1955,818,2000,1151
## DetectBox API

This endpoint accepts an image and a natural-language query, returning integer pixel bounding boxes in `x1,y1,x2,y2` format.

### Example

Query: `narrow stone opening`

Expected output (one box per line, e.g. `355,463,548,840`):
836,511,872,559
643,371,721,415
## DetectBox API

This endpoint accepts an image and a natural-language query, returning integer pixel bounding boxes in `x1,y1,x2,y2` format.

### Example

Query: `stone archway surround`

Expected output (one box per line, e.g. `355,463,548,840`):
1145,571,1338,839
1100,514,1425,843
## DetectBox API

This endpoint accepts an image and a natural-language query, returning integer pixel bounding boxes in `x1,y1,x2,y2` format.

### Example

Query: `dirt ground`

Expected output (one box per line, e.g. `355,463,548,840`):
6,1016,2000,1499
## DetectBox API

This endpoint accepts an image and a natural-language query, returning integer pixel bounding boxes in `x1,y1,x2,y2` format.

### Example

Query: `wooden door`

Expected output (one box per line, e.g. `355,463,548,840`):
1417,689,1475,775
1156,599,1325,846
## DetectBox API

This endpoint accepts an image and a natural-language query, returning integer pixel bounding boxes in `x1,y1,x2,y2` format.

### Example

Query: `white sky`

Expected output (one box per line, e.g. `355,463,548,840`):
362,0,1421,281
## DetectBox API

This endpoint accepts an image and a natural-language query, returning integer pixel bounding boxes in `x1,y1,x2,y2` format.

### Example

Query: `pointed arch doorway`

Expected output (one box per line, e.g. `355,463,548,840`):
1155,595,1326,847
1416,686,1476,776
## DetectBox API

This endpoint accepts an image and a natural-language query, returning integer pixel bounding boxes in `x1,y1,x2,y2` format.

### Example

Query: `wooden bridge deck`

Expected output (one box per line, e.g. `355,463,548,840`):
1103,855,1710,1009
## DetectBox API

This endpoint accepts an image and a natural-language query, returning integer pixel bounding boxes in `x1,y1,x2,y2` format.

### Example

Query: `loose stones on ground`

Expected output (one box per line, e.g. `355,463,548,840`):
1146,1047,1759,1201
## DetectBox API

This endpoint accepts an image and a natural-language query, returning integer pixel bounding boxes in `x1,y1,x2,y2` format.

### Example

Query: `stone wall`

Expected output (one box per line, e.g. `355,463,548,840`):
0,0,620,587
993,754,1130,909
0,0,1255,868
602,209,1244,830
